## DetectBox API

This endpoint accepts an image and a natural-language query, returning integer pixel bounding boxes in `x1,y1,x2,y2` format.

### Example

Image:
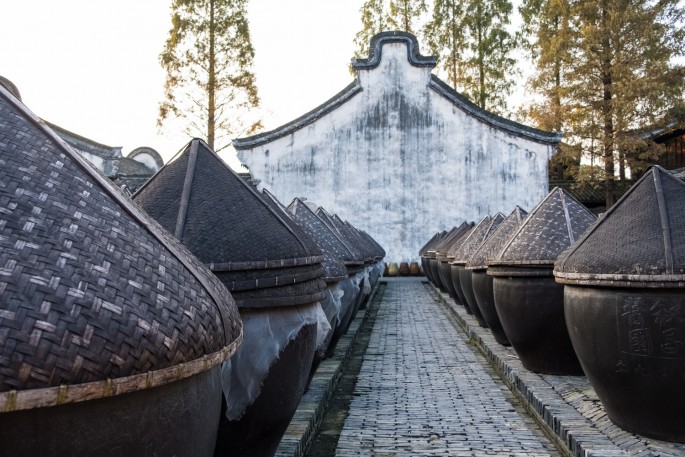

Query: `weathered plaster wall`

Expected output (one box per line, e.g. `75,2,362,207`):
237,35,558,263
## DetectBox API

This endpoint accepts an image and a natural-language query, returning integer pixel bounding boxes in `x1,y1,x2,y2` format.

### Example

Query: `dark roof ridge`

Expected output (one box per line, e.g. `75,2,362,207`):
428,76,562,145
233,81,362,149
43,119,122,158
351,31,437,70
0,75,21,100
128,146,164,169
234,74,561,153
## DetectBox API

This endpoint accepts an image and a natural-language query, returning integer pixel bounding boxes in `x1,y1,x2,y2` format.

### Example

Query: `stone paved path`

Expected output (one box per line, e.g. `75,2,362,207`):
334,278,559,456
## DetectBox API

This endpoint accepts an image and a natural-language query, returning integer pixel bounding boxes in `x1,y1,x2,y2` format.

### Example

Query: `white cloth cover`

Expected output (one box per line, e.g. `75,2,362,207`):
361,267,372,295
221,302,323,420
320,286,340,326
338,276,360,321
369,261,383,287
313,301,332,352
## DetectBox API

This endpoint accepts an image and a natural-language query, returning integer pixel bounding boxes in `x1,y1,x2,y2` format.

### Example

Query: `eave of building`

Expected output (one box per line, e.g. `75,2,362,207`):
428,77,562,145
43,120,121,159
641,121,685,142
232,81,362,150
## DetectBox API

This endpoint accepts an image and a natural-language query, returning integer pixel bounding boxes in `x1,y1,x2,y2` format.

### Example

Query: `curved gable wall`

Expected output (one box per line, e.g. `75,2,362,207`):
237,36,558,263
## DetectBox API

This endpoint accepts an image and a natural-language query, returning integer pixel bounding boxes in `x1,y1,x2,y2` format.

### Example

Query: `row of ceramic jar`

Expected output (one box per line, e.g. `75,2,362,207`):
384,261,422,276
420,168,685,443
0,88,385,457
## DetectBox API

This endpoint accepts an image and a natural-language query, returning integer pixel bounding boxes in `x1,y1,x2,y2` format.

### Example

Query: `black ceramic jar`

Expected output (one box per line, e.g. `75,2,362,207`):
451,215,504,327
134,139,326,457
0,88,243,457
555,166,685,442
466,207,527,345
488,188,595,374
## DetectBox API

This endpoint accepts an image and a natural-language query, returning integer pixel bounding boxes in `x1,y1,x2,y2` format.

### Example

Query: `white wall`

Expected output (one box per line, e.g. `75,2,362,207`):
238,41,555,263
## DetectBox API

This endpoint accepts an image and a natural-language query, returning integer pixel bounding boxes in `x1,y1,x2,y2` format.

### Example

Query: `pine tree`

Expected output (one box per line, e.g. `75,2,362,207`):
460,0,517,113
159,0,261,152
565,0,685,207
354,0,386,59
519,0,578,180
424,0,466,90
519,0,574,133
353,0,428,59
387,0,428,35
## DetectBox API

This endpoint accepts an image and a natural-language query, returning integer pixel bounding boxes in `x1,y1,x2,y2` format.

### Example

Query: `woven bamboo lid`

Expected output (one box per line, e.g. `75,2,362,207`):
452,215,505,265
343,219,382,261
288,198,361,276
359,229,386,260
315,207,367,265
446,224,475,259
261,192,343,279
489,188,596,274
467,207,528,270
436,223,472,262
331,215,374,264
424,230,449,259
0,87,242,409
419,232,440,256
133,139,326,308
555,166,685,287
258,192,347,283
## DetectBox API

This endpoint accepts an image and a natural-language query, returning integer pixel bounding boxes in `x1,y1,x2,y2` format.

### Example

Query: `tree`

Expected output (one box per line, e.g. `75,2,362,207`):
565,0,685,207
424,0,466,90
520,0,685,206
460,0,518,113
353,0,428,59
353,0,387,59
519,0,574,133
519,0,578,180
387,0,428,35
159,0,262,152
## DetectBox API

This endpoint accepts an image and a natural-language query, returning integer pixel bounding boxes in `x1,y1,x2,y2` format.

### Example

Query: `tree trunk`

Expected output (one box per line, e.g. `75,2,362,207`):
451,27,458,89
552,15,562,132
601,5,615,209
403,2,410,31
618,149,626,180
207,0,216,150
477,5,485,109
450,6,458,90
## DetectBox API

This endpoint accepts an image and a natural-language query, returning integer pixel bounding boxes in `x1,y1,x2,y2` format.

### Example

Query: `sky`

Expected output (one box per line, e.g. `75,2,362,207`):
2,0,367,166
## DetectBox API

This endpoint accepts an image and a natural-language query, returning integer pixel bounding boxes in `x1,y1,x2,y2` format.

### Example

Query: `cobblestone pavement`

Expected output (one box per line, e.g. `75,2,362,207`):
334,278,559,456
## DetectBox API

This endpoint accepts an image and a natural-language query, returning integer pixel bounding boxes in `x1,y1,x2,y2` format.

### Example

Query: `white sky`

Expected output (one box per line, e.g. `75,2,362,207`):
2,1,366,166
